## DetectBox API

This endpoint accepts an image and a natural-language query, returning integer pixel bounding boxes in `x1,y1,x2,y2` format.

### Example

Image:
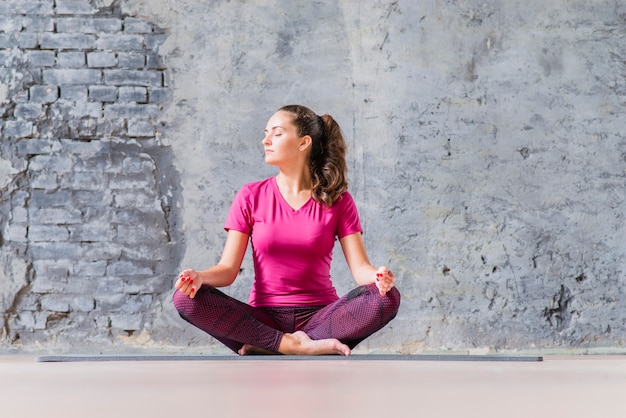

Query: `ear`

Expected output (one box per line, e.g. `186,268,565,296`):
299,135,312,151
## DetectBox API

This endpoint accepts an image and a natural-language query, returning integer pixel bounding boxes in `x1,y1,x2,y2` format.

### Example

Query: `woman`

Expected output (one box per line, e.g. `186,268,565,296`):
173,104,400,356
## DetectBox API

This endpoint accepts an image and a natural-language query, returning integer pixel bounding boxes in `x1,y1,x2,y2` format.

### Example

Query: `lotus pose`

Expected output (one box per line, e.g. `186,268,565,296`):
173,104,400,356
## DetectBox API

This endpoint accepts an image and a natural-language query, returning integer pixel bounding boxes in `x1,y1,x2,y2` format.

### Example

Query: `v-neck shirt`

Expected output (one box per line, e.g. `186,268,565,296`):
224,177,363,307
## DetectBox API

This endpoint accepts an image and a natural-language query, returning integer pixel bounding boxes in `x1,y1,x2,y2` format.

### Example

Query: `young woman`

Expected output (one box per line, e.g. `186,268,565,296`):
173,104,400,356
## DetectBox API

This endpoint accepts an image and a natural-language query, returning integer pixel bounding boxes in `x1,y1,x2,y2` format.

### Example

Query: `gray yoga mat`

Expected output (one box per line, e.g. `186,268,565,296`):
35,354,543,362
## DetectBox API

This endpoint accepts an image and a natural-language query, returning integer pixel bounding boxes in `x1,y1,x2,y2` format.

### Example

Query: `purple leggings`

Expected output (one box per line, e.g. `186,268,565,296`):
173,283,401,354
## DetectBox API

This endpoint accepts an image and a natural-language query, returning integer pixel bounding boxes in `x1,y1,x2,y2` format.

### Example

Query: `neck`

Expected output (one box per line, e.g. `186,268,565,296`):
275,168,312,195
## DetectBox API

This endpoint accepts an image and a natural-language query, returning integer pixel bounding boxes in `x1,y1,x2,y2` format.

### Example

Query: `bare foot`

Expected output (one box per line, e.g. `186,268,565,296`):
238,344,276,356
278,331,351,356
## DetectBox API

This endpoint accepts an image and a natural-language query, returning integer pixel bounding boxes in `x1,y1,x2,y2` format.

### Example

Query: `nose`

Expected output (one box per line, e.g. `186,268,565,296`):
262,133,271,146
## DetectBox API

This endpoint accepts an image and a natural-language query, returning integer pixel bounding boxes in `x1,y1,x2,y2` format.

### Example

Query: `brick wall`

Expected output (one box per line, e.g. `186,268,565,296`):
0,0,180,351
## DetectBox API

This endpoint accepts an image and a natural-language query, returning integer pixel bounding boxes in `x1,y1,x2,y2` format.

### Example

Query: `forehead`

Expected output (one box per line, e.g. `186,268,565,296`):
265,111,295,129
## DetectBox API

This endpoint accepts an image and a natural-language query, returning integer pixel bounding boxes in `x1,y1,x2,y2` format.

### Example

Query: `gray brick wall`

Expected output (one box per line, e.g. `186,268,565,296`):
0,0,180,351
1,0,625,355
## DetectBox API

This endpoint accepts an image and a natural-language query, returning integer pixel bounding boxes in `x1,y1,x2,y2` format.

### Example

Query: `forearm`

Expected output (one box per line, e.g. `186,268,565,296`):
353,263,378,286
195,263,239,288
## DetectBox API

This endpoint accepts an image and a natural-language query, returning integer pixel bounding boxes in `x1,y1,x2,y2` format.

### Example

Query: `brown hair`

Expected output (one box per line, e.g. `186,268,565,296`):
279,104,348,207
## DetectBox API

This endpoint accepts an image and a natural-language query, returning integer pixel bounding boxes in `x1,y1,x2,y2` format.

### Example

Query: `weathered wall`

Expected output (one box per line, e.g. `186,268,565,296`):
0,0,624,354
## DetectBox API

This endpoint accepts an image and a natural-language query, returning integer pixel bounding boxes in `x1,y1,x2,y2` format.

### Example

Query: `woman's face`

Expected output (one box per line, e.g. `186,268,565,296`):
262,111,309,166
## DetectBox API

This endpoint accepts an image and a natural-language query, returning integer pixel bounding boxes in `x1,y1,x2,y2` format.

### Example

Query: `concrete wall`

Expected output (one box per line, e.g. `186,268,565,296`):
0,0,624,354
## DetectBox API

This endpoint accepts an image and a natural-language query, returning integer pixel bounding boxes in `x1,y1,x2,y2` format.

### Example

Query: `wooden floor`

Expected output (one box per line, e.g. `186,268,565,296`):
1,355,625,417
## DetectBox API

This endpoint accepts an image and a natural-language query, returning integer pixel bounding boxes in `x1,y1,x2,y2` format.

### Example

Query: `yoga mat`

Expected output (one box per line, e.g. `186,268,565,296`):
36,354,543,362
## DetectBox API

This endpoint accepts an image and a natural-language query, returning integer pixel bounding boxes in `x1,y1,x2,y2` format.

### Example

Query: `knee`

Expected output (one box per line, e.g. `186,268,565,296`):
172,290,192,316
385,287,401,316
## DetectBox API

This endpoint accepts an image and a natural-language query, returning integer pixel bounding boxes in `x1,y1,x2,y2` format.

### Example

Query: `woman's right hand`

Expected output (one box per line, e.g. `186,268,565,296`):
175,269,201,299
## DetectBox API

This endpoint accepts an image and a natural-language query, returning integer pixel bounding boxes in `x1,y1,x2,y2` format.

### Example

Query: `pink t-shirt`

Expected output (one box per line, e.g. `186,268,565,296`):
224,177,363,307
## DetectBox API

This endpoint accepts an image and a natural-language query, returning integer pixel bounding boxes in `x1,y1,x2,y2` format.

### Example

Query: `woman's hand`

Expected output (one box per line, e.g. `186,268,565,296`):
374,266,395,296
175,269,201,299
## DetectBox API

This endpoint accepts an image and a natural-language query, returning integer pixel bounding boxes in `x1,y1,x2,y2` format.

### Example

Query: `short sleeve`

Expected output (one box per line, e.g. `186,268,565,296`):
335,192,363,239
224,186,254,235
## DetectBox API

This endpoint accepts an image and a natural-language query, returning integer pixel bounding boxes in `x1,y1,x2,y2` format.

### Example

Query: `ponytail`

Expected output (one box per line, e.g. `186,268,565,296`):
278,105,348,207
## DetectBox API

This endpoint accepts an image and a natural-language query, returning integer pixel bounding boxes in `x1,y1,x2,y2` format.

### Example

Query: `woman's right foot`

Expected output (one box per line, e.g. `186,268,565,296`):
278,331,351,356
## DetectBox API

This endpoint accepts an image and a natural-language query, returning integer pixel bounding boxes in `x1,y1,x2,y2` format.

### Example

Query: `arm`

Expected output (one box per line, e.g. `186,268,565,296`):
339,232,395,296
175,229,249,298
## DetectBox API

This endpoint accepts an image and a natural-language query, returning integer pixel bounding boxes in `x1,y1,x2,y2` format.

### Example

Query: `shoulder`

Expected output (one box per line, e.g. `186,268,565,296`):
333,191,356,208
237,177,274,197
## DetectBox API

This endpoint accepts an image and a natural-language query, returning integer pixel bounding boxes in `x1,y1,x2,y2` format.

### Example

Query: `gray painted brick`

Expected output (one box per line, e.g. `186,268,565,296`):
104,70,163,87
107,260,154,277
148,87,170,103
113,190,158,208
56,51,86,68
29,242,82,260
61,171,107,190
4,223,27,242
127,119,155,137
0,15,22,32
29,85,59,103
22,15,54,32
3,121,33,138
43,69,101,85
73,190,114,207
68,296,96,312
30,274,69,293
116,225,167,246
13,312,48,331
111,209,162,226
117,52,145,69
30,171,59,189
28,225,70,242
29,155,74,172
57,17,122,33
17,33,38,48
122,156,154,174
94,293,125,310
31,207,83,225
104,103,160,119
30,189,73,207
33,259,72,278
60,85,88,101
118,86,147,102
87,51,117,68
26,50,56,68
146,52,164,69
120,295,153,313
16,138,58,156
124,18,154,34
97,34,145,51
108,172,154,190
11,0,54,15
64,102,102,118
109,314,142,331
68,224,115,242
145,34,167,50
72,260,108,276
39,33,96,50
0,50,18,67
89,85,117,102
81,242,122,260
0,33,17,48
60,139,114,157
55,0,97,15
40,295,70,313
14,103,45,119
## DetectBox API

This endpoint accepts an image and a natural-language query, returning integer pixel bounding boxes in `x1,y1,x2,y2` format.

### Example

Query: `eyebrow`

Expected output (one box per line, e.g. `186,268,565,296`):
264,125,285,133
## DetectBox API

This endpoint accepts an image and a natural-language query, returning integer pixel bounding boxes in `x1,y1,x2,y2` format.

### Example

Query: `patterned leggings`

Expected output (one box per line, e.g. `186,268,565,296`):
173,283,401,354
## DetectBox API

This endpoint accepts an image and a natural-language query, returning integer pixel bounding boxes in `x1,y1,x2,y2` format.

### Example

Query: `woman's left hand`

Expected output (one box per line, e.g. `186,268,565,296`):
374,266,395,296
